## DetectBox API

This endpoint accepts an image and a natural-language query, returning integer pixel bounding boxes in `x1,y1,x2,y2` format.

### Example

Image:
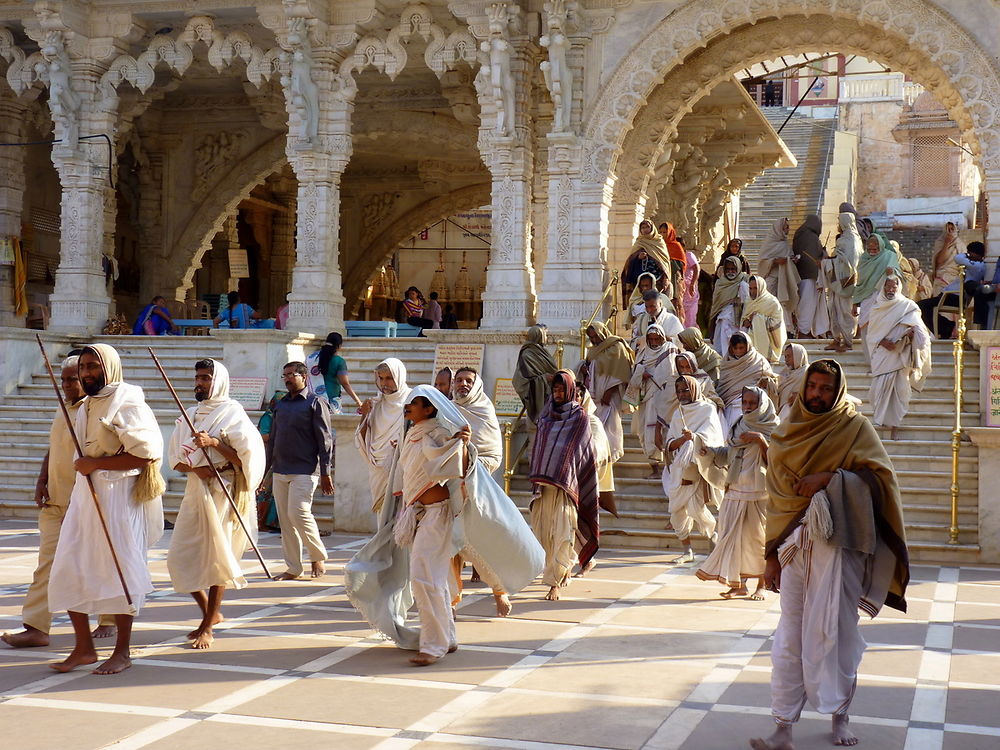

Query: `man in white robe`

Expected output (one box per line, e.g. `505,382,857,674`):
663,375,725,563
356,358,411,512
631,290,684,351
167,359,266,649
48,344,164,675
866,275,931,440
826,212,861,353
752,359,910,750
2,357,116,648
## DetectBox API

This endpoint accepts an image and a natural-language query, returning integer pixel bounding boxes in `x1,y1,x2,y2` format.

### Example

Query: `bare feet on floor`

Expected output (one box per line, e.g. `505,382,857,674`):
190,629,215,649
673,549,695,564
1,627,49,648
544,586,561,601
311,561,326,578
494,593,512,617
91,624,117,639
749,722,794,749
720,585,748,599
409,652,440,666
50,648,99,673
574,559,596,578
188,613,224,640
832,715,858,746
273,571,299,581
93,652,132,675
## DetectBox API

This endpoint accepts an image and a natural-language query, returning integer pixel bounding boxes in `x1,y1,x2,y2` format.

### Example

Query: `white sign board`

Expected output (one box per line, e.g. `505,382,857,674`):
229,377,268,411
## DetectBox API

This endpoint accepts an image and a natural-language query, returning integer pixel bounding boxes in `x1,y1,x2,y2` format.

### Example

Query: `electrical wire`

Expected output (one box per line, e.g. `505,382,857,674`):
0,133,115,188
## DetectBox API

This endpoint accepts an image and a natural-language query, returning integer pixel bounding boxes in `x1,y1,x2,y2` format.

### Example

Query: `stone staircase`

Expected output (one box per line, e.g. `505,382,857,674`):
0,335,438,528
507,338,981,564
738,109,838,268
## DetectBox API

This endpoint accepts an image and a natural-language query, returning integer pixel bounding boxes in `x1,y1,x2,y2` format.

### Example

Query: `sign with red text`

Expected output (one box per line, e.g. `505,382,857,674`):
229,377,268,412
493,378,522,416
987,347,1000,427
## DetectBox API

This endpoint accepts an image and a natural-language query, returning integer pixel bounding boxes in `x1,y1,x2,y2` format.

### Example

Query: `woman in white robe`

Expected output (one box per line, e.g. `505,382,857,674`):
696,386,778,599
756,217,800,331
866,274,932,440
742,275,788,363
716,332,778,430
624,324,678,477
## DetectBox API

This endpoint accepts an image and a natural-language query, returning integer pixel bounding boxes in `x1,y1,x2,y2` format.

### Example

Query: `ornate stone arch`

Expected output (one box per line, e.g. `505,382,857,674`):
342,183,492,306
97,15,283,107
583,0,1000,188
165,135,288,298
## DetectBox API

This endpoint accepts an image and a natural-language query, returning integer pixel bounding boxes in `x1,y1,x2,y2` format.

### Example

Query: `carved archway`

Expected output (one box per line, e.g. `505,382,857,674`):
583,0,1000,192
342,183,492,307
164,135,288,298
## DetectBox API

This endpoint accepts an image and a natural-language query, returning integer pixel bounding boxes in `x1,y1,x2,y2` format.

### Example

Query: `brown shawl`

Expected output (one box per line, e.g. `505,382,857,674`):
766,360,909,612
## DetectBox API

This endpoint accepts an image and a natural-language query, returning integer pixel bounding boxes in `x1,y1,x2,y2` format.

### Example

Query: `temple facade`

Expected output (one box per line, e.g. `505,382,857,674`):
0,0,998,336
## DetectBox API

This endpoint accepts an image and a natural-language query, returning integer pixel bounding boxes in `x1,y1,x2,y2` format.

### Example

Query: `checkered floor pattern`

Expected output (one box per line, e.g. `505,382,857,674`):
1,519,998,750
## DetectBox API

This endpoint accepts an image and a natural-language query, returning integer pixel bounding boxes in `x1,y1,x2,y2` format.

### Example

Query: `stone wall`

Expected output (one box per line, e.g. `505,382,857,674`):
841,100,906,215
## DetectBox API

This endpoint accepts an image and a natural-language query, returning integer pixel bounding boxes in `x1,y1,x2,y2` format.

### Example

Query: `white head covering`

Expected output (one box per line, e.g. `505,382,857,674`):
82,343,123,398
366,357,412,464
195,359,232,416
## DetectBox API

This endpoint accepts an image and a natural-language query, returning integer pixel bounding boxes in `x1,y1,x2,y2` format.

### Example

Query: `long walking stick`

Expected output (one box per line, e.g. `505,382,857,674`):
36,335,133,605
147,348,271,578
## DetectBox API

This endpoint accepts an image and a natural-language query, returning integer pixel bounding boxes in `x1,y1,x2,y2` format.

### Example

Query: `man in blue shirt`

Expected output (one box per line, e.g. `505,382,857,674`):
264,361,335,580
917,241,986,337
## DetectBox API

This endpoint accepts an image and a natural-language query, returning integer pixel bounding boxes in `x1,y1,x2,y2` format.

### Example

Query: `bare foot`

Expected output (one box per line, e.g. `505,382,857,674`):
311,561,326,578
187,613,224,640
832,715,858,746
823,342,839,351
574,559,597,578
494,593,512,617
544,586,561,601
2,627,49,648
273,571,300,581
93,652,132,675
646,466,662,479
672,549,695,564
448,644,458,654
749,722,794,749
720,586,748,599
50,649,98,672
470,567,481,583
748,590,766,601
890,427,899,441
190,629,214,649
91,624,117,639
409,652,440,666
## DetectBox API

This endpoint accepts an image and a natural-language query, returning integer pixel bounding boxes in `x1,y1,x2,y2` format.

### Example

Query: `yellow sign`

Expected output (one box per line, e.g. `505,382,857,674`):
228,248,250,278
432,343,485,376
493,377,522,416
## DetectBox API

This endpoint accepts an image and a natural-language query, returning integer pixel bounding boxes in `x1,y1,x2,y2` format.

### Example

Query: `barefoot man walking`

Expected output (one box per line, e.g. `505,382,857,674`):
47,344,165,675
167,359,265,648
751,359,910,749
2,355,115,648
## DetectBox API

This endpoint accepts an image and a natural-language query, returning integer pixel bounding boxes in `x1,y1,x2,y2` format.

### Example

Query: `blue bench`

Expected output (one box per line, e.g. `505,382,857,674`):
395,323,423,337
172,318,213,335
346,320,397,337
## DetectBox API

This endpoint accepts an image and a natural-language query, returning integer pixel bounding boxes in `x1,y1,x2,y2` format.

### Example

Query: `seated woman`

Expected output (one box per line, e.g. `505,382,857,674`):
132,296,178,335
622,219,671,311
403,287,434,332
213,292,271,329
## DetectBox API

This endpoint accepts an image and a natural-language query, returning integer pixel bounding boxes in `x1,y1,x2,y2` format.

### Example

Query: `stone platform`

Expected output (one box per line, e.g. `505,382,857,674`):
1,519,998,750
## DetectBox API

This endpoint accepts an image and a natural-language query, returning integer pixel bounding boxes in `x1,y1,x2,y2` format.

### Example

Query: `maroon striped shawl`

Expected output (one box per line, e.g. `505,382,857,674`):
529,371,600,569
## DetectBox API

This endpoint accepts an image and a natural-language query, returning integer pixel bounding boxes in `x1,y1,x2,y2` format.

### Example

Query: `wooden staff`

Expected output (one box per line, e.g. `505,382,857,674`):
36,335,133,605
147,348,271,578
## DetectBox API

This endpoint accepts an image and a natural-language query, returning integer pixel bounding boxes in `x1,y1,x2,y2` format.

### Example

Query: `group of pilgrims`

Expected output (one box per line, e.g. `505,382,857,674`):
1,209,927,747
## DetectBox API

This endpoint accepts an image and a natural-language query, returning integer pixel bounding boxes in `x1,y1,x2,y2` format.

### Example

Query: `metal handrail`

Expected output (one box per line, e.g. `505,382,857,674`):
949,265,967,544
502,406,528,494
579,270,620,360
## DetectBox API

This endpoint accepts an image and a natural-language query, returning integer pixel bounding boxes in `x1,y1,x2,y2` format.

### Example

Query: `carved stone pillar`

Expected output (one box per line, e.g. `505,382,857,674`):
984,173,1000,265
0,98,27,327
269,180,297,310
479,140,537,329
536,133,605,332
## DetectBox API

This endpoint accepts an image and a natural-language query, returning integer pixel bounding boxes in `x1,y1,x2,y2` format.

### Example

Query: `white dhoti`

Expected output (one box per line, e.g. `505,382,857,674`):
596,392,625,464
796,280,819,337
662,468,717,541
530,485,578,587
49,469,159,615
367,465,391,513
869,369,910,429
830,294,856,342
713,304,739,354
771,523,867,722
410,502,457,658
168,470,251,593
640,398,663,463
696,490,765,586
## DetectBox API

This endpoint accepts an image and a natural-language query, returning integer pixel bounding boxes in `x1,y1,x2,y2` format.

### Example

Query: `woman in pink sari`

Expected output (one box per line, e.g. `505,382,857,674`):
682,248,700,328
